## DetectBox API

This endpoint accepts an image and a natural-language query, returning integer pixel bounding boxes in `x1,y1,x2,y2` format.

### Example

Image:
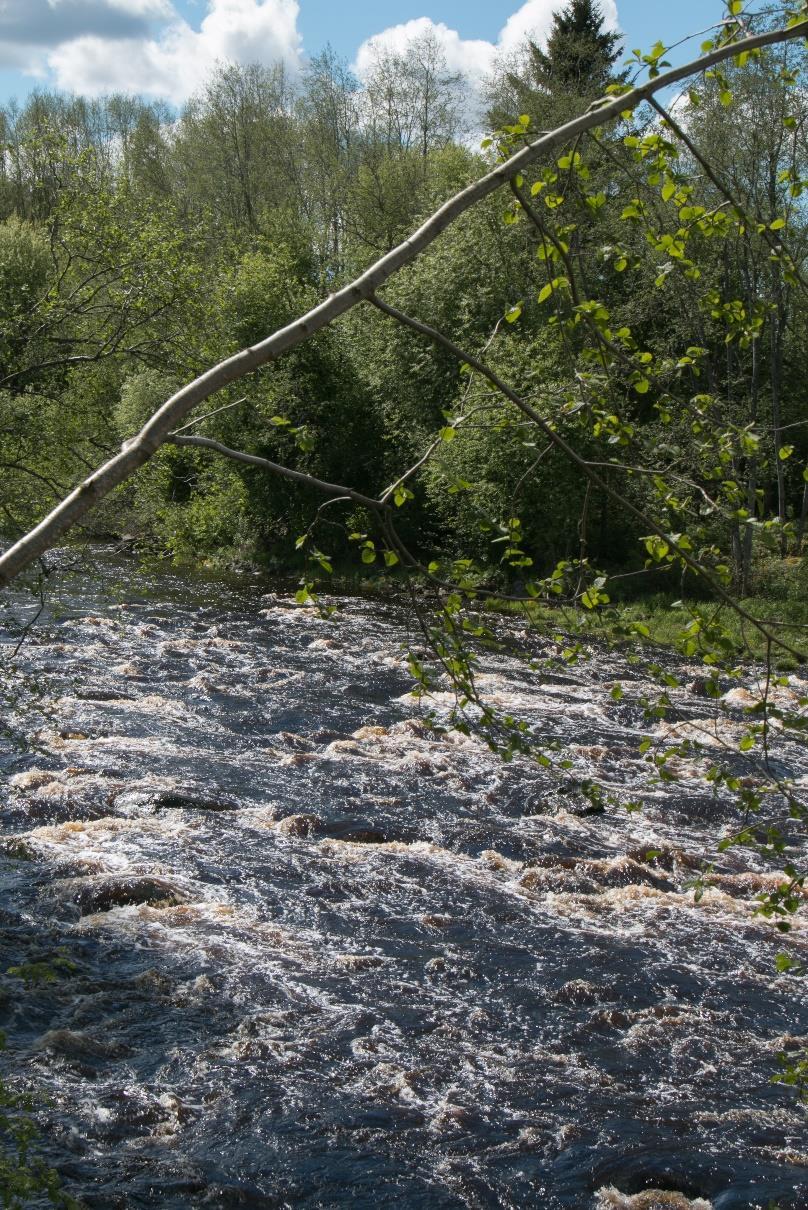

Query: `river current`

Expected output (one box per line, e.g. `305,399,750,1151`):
0,549,806,1209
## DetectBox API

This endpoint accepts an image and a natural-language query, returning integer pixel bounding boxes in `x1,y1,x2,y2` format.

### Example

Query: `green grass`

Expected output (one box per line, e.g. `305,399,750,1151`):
481,590,808,669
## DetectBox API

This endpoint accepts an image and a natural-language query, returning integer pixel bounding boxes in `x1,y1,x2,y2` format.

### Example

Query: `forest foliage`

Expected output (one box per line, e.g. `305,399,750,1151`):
0,0,805,601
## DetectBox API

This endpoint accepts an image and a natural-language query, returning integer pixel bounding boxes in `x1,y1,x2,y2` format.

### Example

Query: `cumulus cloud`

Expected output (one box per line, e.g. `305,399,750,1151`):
0,0,170,69
500,0,618,55
354,17,495,87
2,1,621,105
354,1,620,86
47,0,303,102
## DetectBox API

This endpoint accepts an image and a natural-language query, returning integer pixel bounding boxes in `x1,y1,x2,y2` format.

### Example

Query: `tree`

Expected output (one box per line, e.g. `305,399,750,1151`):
347,30,467,254
487,0,623,130
172,62,299,235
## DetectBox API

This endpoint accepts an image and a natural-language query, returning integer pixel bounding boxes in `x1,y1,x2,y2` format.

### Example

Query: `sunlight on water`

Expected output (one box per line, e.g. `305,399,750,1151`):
0,550,806,1208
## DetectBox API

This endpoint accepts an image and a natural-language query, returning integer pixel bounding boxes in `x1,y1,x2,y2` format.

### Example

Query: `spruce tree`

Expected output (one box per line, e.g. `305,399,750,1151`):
488,0,623,129
531,0,622,93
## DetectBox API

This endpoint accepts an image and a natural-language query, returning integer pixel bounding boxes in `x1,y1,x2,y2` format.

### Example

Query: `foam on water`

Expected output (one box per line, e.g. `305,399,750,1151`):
0,550,806,1208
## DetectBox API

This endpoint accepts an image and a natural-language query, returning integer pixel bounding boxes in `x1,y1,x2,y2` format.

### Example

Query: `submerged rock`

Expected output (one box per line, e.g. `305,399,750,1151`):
9,769,61,790
555,979,619,1006
35,1029,130,1062
58,875,190,915
322,819,388,844
277,813,324,838
595,1190,712,1210
114,786,239,813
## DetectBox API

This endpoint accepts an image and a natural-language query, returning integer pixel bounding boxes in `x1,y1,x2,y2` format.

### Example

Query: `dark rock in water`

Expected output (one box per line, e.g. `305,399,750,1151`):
271,731,317,752
276,814,388,843
587,1008,632,1031
322,819,387,844
277,813,324,838
0,837,35,861
626,845,698,873
153,790,238,812
200,1182,287,1208
596,1189,712,1209
556,979,618,1006
114,786,239,813
311,728,343,743
60,875,190,915
35,1029,130,1062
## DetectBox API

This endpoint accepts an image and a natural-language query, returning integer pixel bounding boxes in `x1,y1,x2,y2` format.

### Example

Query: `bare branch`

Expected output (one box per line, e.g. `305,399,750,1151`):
168,434,386,512
170,397,249,436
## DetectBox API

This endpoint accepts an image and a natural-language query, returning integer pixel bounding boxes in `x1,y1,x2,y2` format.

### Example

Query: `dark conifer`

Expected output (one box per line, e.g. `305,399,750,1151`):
530,0,623,93
488,0,624,129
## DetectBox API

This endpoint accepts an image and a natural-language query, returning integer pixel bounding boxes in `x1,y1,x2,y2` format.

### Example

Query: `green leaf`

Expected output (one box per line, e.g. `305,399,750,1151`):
770,217,786,230
505,303,523,323
440,426,457,443
775,952,804,974
661,180,676,202
538,282,554,303
383,550,399,568
634,377,650,394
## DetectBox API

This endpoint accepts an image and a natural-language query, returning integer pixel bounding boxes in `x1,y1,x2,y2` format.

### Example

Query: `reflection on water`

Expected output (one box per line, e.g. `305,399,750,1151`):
0,549,806,1208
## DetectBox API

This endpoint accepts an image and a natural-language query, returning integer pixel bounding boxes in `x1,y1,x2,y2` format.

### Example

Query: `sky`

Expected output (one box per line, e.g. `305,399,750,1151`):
0,0,734,109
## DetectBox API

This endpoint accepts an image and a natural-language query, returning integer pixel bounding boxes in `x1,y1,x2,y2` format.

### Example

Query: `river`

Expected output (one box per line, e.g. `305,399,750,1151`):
0,548,806,1209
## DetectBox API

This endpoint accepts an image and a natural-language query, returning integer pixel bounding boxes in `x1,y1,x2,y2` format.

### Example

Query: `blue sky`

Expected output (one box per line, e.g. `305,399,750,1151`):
294,1,722,65
0,0,734,108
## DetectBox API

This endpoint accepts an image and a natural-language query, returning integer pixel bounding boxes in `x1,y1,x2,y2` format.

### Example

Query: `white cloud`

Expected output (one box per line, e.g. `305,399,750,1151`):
500,0,618,56
4,1,621,105
0,0,172,71
48,0,174,16
354,17,495,86
101,0,174,13
47,0,303,102
354,1,621,87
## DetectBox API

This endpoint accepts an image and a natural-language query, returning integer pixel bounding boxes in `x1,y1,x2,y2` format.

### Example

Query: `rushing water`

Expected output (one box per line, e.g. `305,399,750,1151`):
0,548,806,1209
